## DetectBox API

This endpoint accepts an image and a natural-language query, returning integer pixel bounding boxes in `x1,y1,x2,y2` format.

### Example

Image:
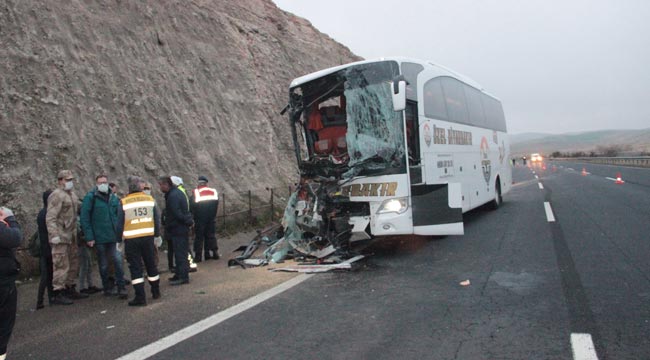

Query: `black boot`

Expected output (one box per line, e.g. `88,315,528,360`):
51,290,74,305
66,285,89,299
151,280,161,300
117,286,128,300
128,283,147,306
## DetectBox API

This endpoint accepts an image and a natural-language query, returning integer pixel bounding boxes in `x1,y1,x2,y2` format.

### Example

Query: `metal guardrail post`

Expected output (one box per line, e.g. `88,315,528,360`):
222,193,226,229
270,188,274,222
248,190,252,224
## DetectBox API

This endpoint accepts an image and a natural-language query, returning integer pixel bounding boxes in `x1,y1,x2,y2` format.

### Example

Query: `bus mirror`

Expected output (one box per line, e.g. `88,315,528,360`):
391,76,406,112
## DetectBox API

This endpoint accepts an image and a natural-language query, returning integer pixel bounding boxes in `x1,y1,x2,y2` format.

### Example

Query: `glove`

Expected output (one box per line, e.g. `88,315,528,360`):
154,236,163,248
50,236,61,245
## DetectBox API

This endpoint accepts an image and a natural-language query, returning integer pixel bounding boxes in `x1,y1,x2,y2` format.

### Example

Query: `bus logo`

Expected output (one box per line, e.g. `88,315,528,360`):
480,136,491,184
423,123,432,147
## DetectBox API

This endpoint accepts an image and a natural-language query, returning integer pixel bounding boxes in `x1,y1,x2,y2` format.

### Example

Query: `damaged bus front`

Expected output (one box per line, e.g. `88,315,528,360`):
273,59,463,261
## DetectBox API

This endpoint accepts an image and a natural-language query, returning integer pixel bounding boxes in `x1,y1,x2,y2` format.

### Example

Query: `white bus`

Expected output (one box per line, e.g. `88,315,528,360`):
281,57,511,257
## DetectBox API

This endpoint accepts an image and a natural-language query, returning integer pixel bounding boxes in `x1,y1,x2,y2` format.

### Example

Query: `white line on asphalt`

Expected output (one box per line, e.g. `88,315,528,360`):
116,274,314,360
568,168,575,171
571,333,599,360
538,183,544,190
544,202,555,222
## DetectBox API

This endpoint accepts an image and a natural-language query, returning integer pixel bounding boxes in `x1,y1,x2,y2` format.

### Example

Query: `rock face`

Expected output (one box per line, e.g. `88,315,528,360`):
0,0,361,234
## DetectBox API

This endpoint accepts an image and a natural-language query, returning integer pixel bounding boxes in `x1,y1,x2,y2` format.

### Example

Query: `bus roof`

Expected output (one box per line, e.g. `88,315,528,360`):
289,57,485,92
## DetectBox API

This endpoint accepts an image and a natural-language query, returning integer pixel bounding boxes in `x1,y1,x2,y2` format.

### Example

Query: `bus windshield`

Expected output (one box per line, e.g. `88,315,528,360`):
289,61,405,179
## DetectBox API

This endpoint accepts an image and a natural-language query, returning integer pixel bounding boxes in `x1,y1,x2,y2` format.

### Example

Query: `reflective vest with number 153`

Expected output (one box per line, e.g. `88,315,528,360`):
121,192,155,239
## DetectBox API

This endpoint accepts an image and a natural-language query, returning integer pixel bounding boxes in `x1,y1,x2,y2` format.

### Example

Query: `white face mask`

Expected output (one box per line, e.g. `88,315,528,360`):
97,183,109,193
64,181,74,191
143,190,152,195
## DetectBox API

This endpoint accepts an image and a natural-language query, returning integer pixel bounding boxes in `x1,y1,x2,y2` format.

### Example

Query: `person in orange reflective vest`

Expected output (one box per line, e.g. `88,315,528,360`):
191,175,219,262
116,176,162,306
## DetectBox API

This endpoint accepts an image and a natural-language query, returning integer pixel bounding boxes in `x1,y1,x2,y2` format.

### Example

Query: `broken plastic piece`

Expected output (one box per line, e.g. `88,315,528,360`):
270,255,365,273
460,279,471,286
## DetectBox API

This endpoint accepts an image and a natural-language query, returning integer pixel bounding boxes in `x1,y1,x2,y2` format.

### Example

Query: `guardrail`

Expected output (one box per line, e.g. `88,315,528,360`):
551,156,650,168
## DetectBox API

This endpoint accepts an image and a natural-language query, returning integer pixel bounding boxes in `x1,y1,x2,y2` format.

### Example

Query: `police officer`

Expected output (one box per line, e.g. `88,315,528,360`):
191,175,219,261
117,176,162,306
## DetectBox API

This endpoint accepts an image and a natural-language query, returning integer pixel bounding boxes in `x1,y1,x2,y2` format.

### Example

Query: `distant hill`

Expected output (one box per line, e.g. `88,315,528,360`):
509,129,650,156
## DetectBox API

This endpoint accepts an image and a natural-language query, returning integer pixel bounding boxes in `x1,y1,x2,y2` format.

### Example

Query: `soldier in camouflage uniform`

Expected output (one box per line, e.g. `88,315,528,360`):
46,170,88,305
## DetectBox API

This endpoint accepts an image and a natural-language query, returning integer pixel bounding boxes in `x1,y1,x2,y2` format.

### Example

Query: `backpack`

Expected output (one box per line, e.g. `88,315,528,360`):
28,230,41,258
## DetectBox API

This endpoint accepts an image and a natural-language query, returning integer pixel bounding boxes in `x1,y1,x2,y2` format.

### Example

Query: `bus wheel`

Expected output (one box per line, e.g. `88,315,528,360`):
489,179,502,210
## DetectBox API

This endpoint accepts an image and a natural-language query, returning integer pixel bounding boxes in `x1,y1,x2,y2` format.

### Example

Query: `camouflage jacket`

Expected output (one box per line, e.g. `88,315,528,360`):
46,188,81,245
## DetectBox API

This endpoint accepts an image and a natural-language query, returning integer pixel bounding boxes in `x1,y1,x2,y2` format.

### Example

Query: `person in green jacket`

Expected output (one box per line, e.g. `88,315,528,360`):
80,174,127,299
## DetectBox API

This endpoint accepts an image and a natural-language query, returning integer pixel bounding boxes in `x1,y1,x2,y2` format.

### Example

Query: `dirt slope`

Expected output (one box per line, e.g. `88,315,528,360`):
0,0,361,233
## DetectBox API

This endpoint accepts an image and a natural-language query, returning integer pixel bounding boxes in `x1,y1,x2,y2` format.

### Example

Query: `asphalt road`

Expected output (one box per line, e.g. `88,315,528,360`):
8,161,650,359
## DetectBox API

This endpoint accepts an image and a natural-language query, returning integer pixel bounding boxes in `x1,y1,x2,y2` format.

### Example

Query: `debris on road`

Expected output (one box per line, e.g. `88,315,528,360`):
100,310,107,314
106,325,115,329
269,255,365,273
459,279,471,286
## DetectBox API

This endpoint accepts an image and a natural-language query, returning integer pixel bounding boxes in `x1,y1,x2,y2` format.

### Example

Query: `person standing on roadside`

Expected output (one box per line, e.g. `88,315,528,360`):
46,170,88,304
116,176,162,306
159,176,193,285
170,176,198,273
36,190,55,308
0,206,21,360
191,175,219,262
80,174,127,299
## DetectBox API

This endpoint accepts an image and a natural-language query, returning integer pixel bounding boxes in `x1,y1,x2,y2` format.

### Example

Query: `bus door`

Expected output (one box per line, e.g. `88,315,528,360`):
408,105,464,236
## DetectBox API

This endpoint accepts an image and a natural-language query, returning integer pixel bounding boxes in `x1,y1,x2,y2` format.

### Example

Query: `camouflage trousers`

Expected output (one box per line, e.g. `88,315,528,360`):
51,243,79,291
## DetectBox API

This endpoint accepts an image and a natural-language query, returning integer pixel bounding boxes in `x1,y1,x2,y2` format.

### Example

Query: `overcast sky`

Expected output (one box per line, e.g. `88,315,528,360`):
272,0,650,134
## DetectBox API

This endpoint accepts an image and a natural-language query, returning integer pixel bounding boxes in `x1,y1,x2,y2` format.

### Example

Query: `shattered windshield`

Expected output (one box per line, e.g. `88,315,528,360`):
289,61,405,178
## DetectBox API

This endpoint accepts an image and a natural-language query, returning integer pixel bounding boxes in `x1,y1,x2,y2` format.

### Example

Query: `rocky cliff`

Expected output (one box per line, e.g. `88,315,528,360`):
0,0,361,233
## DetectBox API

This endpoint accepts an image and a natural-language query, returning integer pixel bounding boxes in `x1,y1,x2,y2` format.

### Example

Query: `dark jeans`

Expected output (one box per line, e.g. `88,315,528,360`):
37,253,53,304
194,219,217,260
124,237,159,284
95,243,125,290
171,233,190,281
0,281,17,356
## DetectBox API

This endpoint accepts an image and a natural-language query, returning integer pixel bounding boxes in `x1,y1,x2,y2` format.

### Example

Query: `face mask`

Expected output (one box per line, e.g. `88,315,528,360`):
97,183,109,193
143,190,151,195
64,181,74,191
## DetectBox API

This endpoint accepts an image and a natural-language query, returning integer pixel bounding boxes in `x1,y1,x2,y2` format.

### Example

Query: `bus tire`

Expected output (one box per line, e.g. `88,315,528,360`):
489,178,502,210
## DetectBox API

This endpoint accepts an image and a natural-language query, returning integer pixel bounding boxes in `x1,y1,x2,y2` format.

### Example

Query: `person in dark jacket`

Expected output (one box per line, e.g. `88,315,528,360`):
80,174,126,299
0,206,22,360
158,175,193,285
191,175,219,262
36,190,57,308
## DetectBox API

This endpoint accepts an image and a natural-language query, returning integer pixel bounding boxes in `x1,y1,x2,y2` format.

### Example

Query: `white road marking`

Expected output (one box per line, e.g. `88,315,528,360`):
568,168,575,171
544,202,555,222
116,274,314,360
538,183,544,190
535,175,539,179
571,333,599,360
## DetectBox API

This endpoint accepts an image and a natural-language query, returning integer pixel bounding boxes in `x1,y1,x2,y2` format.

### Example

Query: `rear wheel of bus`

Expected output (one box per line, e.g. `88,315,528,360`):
489,177,502,210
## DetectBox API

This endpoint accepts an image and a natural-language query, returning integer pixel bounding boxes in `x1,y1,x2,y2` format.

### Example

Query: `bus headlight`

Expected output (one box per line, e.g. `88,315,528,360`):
376,197,408,214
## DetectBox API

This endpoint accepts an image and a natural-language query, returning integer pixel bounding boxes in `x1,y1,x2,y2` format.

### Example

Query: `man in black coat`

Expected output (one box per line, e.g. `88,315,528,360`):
158,176,193,285
0,206,22,360
36,190,61,308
